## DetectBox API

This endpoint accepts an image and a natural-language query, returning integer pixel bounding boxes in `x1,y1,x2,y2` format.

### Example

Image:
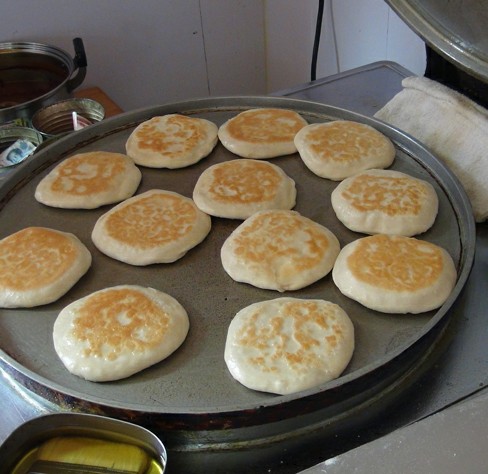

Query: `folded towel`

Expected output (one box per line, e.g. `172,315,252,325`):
375,76,488,222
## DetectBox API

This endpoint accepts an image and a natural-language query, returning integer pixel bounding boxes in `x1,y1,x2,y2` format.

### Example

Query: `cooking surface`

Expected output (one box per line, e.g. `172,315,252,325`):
0,95,473,418
1,62,487,473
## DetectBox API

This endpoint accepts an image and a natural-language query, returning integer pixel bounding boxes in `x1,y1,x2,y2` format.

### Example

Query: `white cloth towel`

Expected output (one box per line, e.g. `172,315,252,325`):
375,76,488,222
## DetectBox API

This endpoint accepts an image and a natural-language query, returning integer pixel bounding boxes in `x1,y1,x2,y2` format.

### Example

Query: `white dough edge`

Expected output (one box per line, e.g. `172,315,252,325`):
224,297,355,395
0,229,92,308
34,152,142,209
91,189,212,265
220,211,341,292
331,169,439,236
192,159,297,219
217,110,308,159
53,285,189,382
294,121,396,181
126,115,219,168
332,239,457,314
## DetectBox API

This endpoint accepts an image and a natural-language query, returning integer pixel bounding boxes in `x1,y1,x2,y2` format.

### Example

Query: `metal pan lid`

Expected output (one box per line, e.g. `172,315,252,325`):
385,0,488,83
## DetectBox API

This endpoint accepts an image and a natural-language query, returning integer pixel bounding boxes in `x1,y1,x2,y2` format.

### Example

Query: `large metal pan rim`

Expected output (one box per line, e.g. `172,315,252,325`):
0,96,475,425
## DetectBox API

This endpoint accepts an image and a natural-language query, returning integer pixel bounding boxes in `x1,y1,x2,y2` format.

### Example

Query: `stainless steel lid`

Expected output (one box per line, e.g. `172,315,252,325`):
385,0,488,83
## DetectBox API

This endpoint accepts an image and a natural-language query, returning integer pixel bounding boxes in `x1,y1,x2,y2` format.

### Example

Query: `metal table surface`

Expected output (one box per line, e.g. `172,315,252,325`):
1,61,487,473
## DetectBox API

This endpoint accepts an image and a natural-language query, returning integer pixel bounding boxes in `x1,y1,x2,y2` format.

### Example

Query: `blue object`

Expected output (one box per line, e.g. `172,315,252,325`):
0,139,36,168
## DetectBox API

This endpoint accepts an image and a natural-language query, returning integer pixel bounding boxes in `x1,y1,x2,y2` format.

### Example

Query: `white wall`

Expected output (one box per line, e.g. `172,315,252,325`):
264,1,319,92
265,0,426,92
329,0,426,74
1,0,425,111
200,0,266,96
1,0,266,111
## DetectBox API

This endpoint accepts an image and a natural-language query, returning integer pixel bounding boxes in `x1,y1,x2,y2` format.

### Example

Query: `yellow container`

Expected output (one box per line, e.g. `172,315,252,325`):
0,413,167,474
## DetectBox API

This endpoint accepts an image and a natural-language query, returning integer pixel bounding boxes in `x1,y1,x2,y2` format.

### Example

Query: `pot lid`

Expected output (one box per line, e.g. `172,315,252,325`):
385,0,488,83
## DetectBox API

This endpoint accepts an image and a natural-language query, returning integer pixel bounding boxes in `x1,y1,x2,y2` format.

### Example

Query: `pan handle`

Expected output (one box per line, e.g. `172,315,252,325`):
67,37,87,92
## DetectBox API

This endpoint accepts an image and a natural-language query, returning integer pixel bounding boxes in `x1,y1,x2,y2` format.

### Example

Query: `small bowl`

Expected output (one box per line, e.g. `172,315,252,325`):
0,413,167,473
31,98,105,138
0,125,43,168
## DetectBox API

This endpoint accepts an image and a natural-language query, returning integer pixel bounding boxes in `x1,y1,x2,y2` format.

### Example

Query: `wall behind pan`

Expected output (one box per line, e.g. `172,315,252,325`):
265,0,427,92
1,0,266,111
1,0,425,111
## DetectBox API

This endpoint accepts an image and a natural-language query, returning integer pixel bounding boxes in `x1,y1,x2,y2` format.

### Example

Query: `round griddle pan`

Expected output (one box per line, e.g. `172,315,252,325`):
0,96,475,451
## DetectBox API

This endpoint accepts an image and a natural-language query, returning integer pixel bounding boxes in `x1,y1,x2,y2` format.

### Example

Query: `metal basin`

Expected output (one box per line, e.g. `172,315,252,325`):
0,38,87,124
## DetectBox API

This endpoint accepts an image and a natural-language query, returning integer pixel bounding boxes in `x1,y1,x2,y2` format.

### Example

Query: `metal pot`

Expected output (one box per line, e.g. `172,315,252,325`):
0,37,87,124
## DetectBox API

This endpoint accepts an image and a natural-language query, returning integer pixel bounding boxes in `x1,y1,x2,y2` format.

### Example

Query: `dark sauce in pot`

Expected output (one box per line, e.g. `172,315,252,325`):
0,52,69,108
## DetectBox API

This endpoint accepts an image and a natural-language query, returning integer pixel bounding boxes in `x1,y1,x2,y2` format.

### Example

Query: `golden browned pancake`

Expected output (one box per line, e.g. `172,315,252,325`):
294,120,395,180
331,169,439,236
192,159,296,219
224,297,354,394
35,151,142,209
221,210,340,291
125,114,218,168
0,227,91,308
91,189,211,265
53,285,189,381
332,234,457,313
218,108,308,158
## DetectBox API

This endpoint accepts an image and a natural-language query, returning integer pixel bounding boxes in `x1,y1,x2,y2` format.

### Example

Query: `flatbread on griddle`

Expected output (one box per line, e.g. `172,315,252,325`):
126,114,218,168
192,158,296,219
0,227,91,308
53,285,189,382
224,297,354,395
218,108,308,158
331,169,439,236
92,189,211,265
332,234,457,314
221,210,340,291
294,120,395,180
35,151,142,209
